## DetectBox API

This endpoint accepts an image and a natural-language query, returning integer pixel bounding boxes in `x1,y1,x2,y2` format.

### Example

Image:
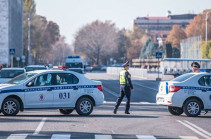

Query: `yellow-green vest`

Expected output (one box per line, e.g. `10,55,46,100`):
120,70,127,85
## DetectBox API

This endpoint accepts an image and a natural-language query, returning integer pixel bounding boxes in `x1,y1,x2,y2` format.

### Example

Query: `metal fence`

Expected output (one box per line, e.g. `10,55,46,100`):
180,36,202,59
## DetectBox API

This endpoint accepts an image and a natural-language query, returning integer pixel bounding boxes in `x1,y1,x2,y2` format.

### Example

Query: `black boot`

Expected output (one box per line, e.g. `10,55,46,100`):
125,111,130,114
113,109,117,114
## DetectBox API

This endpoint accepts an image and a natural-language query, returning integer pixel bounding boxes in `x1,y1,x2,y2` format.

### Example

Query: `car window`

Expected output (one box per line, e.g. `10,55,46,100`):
198,76,211,87
65,63,83,68
0,70,25,78
8,73,36,84
30,74,52,86
56,73,79,85
172,73,194,82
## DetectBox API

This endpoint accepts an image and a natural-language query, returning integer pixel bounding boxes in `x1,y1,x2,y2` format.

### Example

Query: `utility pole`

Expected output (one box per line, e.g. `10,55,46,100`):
28,17,31,65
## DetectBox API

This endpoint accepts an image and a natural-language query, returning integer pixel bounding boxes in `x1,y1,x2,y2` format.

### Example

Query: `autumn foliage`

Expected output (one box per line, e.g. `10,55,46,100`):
166,25,186,49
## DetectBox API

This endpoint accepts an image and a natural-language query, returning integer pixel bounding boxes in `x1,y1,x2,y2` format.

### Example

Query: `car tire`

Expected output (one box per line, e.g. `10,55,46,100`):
183,99,201,117
168,106,183,116
76,98,93,116
1,98,20,116
59,109,74,115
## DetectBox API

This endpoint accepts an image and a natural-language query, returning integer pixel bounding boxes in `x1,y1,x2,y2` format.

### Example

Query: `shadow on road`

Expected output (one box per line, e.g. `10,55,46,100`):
0,114,159,119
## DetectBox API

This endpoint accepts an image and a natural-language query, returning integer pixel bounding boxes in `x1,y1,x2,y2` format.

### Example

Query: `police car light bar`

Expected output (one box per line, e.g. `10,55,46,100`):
199,69,211,72
58,66,68,70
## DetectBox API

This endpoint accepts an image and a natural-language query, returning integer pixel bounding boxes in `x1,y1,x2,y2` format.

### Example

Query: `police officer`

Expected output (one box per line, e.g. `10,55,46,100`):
191,62,200,72
113,61,134,114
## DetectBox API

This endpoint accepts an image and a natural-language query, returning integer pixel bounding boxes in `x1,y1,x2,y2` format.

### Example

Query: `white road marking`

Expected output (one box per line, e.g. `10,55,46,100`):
177,120,211,139
103,87,118,97
136,135,156,139
95,135,112,139
51,134,71,139
139,102,157,105
33,118,47,135
179,136,199,139
7,134,28,139
184,120,211,137
133,83,158,91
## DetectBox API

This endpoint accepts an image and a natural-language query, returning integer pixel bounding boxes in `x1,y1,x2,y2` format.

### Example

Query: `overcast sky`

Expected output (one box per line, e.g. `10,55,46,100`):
35,0,211,44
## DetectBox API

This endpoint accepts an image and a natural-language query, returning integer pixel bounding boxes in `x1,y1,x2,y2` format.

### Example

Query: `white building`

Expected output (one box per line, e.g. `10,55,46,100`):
0,0,23,65
134,13,196,39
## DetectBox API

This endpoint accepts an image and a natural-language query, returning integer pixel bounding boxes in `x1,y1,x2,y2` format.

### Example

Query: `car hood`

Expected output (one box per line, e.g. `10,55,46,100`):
0,78,11,83
0,83,17,90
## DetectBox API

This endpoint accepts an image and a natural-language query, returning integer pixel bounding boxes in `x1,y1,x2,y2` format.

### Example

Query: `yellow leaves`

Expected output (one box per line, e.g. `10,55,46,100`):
166,25,186,49
202,41,211,59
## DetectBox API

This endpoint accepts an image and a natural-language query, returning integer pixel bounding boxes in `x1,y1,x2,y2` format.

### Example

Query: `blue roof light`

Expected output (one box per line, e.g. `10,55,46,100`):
200,69,211,72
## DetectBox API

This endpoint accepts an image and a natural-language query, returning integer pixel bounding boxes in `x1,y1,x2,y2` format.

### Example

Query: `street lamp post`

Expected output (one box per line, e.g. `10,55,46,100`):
205,11,211,47
28,17,31,65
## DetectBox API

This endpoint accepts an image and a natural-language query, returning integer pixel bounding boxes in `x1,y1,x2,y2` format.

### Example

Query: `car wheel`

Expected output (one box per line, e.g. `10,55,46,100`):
76,98,93,116
59,109,74,115
168,106,183,116
183,99,201,117
1,98,20,116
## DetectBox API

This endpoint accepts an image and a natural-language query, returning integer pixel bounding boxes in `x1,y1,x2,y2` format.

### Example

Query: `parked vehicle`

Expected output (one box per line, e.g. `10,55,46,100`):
25,65,47,72
0,68,26,83
65,56,84,74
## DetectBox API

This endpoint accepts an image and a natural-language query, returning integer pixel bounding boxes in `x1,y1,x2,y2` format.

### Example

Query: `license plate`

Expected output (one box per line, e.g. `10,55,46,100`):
157,97,164,102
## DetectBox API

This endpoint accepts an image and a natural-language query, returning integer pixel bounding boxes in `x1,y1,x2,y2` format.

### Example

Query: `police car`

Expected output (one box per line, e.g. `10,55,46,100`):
156,71,211,117
0,70,104,116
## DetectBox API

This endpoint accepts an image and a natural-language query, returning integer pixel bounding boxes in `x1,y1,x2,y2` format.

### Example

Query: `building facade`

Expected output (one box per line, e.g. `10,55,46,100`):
0,0,23,65
133,13,196,39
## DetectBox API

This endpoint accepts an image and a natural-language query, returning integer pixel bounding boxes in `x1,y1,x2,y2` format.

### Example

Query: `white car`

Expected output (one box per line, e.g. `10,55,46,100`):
156,72,211,117
0,68,26,83
0,70,104,116
25,65,47,72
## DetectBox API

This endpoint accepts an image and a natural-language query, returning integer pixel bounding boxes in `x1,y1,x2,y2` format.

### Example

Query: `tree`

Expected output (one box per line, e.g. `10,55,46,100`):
50,37,73,65
172,47,180,58
140,39,163,59
126,26,151,61
74,20,118,65
23,0,36,64
202,41,211,59
186,9,211,41
165,42,172,58
166,25,186,49
114,29,131,63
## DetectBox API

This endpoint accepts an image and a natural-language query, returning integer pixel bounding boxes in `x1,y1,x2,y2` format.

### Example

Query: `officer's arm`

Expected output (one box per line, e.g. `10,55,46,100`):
125,72,133,89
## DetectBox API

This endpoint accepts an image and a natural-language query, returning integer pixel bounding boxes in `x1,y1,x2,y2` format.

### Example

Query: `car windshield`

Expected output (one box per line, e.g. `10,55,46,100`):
25,67,47,72
171,73,195,82
65,63,83,68
7,73,37,84
0,70,25,78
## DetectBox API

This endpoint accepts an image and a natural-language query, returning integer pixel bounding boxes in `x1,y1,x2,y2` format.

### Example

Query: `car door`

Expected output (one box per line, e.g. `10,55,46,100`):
198,75,211,108
24,73,54,108
53,73,80,107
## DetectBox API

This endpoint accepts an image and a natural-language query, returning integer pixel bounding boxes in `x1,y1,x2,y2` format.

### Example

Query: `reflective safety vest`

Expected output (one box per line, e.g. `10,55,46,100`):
119,70,127,85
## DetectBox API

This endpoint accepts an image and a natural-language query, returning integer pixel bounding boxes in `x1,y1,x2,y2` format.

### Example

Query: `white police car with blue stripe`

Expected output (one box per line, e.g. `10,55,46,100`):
0,70,104,116
156,71,211,117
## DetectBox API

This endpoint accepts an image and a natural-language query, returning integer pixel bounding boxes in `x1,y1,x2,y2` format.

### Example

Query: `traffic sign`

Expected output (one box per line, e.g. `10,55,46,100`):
156,52,162,59
9,48,15,55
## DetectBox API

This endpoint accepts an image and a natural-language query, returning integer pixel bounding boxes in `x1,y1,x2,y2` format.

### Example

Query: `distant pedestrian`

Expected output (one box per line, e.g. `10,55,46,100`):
191,62,200,72
113,61,134,114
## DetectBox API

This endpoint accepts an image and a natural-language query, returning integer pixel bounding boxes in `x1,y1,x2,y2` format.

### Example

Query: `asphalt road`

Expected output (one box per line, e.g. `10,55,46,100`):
0,72,210,139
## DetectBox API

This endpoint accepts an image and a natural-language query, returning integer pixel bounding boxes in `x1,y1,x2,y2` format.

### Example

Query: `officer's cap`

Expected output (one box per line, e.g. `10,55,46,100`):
191,62,200,68
122,61,129,67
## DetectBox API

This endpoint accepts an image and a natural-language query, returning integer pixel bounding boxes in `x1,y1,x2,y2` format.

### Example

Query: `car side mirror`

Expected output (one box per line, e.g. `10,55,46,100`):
27,81,34,87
